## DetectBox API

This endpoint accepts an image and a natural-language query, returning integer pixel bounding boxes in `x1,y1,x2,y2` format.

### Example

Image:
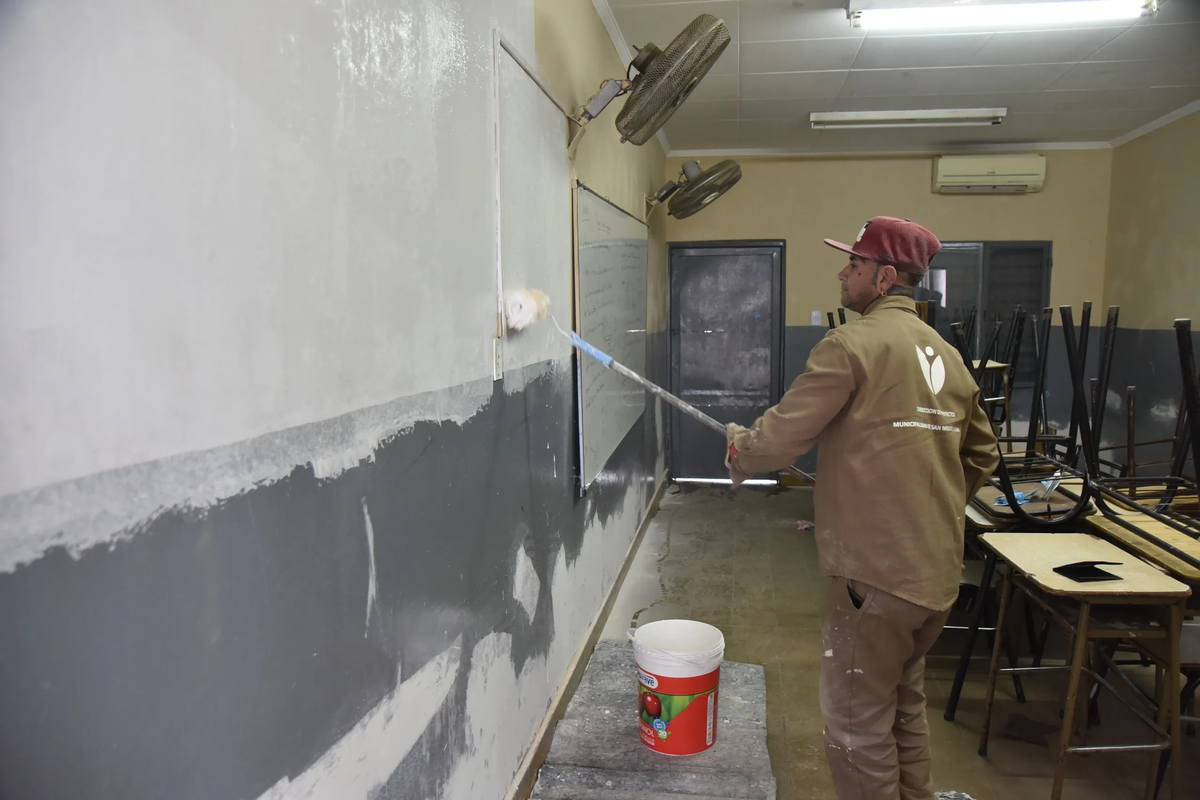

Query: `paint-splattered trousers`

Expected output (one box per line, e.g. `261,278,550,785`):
820,576,952,800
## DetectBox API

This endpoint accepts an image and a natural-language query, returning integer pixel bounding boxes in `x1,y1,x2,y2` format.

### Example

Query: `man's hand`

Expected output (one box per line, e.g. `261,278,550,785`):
725,422,746,445
724,423,751,488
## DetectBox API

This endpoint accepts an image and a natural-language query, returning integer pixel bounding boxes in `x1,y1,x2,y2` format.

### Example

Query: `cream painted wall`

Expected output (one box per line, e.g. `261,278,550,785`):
1105,110,1200,330
665,151,1113,325
535,0,668,332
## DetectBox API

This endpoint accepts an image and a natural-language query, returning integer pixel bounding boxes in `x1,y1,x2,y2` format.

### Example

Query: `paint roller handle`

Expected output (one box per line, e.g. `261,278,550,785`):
570,333,815,484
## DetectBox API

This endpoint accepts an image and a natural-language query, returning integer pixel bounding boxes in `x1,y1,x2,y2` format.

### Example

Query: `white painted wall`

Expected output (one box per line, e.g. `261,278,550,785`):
0,3,666,799
0,0,538,496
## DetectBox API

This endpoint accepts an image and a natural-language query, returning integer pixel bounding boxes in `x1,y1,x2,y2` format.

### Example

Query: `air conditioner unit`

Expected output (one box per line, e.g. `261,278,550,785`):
932,154,1046,194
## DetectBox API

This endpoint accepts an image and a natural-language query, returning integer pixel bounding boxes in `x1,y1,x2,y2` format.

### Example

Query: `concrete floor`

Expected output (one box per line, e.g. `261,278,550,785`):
600,484,1199,800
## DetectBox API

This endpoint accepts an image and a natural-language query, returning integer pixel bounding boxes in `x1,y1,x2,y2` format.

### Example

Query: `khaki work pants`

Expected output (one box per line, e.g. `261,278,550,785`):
819,577,952,800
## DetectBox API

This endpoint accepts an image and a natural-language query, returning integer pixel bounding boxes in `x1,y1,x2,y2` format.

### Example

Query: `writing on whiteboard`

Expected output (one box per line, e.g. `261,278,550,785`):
576,187,648,489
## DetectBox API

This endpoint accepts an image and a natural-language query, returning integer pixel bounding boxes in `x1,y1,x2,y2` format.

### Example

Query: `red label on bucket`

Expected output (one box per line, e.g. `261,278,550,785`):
637,667,719,755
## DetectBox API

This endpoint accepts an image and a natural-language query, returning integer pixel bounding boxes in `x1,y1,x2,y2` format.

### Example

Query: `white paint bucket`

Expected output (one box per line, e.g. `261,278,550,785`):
629,620,725,755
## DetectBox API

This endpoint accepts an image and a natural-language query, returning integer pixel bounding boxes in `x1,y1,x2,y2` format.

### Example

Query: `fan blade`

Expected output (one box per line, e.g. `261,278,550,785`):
667,160,741,219
614,14,731,145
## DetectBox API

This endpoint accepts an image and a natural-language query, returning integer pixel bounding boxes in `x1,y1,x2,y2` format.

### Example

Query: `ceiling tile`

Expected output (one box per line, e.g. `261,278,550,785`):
1087,22,1200,61
611,1,739,44
1036,85,1200,111
808,126,958,151
740,1,864,43
738,119,824,148
740,97,836,120
611,2,739,74
609,0,705,6
971,27,1125,66
685,72,740,102
840,63,1073,97
1156,57,1200,87
1072,107,1167,128
741,38,863,74
1048,59,1185,91
617,1,1197,152
741,70,848,99
663,118,740,150
1006,108,1164,132
668,99,740,123
852,33,992,70
829,92,1027,112
1040,128,1128,142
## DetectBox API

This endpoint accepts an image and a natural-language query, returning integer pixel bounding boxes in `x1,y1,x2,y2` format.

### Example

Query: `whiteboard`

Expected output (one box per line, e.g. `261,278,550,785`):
575,185,648,491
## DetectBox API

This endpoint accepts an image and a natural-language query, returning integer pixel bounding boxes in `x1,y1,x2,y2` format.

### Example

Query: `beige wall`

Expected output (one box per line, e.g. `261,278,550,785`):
535,0,669,331
1104,110,1200,330
665,151,1113,326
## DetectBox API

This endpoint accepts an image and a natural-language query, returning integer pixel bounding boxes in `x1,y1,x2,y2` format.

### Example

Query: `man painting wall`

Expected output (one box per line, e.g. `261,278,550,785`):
725,217,1000,800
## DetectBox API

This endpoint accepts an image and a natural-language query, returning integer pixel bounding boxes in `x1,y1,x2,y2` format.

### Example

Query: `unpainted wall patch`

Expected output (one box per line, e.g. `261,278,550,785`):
512,541,540,623
257,638,461,800
363,499,379,637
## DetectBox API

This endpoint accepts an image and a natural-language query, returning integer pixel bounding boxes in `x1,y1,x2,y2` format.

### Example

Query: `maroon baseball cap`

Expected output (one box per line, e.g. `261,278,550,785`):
824,216,942,276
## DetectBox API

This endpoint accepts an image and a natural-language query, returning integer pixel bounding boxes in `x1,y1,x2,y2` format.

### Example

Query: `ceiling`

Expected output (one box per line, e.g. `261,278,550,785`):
603,0,1200,154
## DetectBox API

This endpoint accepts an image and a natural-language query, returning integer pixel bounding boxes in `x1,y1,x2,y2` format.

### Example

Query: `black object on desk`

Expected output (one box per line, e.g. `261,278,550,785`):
1053,561,1122,583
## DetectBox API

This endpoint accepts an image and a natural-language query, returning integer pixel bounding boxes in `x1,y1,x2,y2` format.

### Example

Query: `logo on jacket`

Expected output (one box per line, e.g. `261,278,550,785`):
916,345,946,395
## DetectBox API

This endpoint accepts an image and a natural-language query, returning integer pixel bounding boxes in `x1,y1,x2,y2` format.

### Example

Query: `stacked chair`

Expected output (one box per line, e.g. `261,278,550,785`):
942,303,1200,800
943,305,1095,721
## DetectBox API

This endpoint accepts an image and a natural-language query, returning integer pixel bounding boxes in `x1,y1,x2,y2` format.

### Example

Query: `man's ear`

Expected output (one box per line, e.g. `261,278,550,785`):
881,264,898,293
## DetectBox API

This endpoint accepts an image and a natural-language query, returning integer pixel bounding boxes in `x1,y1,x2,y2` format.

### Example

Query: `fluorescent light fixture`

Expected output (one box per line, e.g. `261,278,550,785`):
849,0,1156,30
810,108,1007,130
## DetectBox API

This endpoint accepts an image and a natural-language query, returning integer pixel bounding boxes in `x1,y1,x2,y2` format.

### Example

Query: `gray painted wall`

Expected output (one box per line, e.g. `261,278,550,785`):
0,1,668,798
0,361,666,799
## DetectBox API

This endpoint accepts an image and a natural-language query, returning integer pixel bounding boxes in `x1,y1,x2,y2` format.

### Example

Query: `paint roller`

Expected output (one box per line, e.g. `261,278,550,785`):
504,289,551,332
540,314,816,485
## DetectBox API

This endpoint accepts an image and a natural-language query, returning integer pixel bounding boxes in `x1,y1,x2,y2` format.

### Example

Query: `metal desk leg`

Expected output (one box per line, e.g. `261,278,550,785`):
1170,603,1182,800
946,550,997,721
1004,613,1027,704
978,569,1012,756
1147,602,1183,800
1052,601,1091,800
1024,599,1039,660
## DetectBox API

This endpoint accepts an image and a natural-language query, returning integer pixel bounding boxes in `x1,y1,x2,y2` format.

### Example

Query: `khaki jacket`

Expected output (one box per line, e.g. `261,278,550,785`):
731,296,999,610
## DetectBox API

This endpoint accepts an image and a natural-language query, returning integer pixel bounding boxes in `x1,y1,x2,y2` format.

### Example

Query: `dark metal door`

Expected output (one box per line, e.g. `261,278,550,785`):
669,242,784,480
982,242,1052,387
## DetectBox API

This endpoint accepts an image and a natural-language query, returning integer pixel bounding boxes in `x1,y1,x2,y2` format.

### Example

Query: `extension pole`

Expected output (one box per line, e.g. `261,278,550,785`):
566,331,816,484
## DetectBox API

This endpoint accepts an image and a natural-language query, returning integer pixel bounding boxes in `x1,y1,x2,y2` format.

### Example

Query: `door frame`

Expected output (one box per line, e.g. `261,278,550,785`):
666,240,786,478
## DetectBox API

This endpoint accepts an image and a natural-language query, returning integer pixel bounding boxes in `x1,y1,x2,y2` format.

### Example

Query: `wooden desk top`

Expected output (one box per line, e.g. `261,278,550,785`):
965,502,1002,530
972,360,1008,371
979,532,1191,598
973,479,1091,518
1086,513,1200,583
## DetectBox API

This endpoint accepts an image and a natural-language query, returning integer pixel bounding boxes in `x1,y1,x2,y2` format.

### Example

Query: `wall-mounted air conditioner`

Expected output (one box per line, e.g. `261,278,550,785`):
932,154,1046,194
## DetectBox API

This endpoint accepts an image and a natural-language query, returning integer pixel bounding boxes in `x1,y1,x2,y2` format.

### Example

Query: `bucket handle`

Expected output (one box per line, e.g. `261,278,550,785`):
626,628,724,669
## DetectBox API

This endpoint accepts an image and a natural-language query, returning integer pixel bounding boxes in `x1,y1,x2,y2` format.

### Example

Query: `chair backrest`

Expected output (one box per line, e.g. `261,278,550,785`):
1175,319,1200,484
950,314,1092,529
